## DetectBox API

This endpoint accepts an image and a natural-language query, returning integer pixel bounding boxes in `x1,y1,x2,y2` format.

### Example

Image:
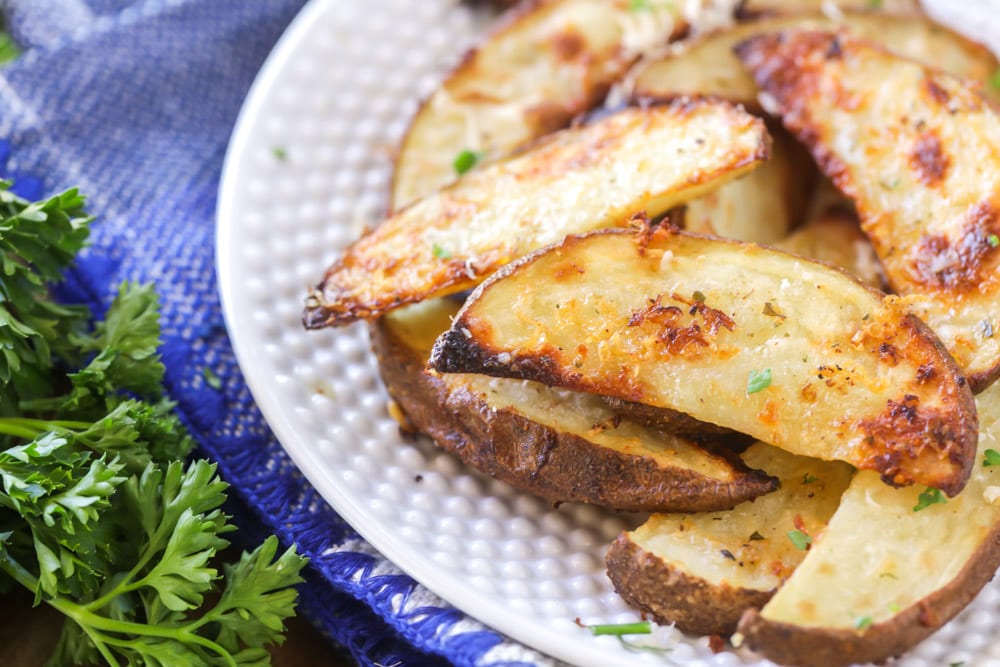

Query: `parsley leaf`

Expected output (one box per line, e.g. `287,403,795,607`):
988,233,999,248
432,243,452,259
913,487,946,512
787,529,812,550
453,149,484,175
985,449,1000,467
853,615,873,630
747,368,772,394
991,67,1000,91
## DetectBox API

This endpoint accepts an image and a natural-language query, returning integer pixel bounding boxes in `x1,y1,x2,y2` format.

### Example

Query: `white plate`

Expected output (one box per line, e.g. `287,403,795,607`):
217,1,1000,666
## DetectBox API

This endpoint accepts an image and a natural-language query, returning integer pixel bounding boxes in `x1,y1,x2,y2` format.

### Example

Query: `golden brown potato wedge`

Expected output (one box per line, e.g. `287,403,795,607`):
630,13,999,110
737,380,1000,667
736,0,922,20
775,208,885,290
680,127,813,244
607,442,853,636
429,226,979,496
737,31,1000,390
305,101,769,329
392,0,694,208
373,298,779,512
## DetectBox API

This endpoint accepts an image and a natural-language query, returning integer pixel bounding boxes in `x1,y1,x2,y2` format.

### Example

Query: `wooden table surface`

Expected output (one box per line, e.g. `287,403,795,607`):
0,587,356,667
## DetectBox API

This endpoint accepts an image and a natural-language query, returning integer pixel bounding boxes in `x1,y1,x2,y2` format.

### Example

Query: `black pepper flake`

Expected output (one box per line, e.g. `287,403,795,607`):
720,549,736,561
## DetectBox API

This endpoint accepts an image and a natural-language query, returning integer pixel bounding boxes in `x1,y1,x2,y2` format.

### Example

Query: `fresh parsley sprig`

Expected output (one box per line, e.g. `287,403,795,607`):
0,184,306,665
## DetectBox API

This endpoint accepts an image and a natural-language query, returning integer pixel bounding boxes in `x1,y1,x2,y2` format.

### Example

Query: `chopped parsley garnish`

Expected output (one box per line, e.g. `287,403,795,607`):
0,30,18,65
432,243,452,259
867,0,883,8
628,0,652,10
692,290,706,302
988,233,999,248
888,602,901,613
787,529,811,551
585,621,652,636
853,615,873,630
271,145,288,161
202,366,222,390
802,473,819,484
453,149,483,175
913,487,946,512
747,367,772,394
991,67,1000,91
984,449,1000,467
749,531,766,541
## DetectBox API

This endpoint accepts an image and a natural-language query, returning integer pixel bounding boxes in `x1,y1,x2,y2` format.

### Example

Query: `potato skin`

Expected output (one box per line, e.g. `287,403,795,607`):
737,518,1000,667
606,532,773,636
370,316,778,513
600,395,753,445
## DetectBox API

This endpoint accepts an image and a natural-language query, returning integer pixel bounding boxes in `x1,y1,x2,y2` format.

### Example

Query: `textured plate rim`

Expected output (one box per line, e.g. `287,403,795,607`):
215,1,644,666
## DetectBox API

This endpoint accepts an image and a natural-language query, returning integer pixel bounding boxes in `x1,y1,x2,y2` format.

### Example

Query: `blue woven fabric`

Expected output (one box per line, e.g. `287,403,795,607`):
0,1,536,665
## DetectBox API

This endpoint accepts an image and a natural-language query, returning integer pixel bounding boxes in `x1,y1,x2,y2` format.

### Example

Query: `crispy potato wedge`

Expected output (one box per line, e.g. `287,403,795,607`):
373,298,779,512
631,13,999,110
736,0,922,20
607,442,853,636
737,380,1000,667
775,208,885,290
305,101,769,328
680,127,813,244
737,31,1000,390
429,226,979,495
392,0,694,208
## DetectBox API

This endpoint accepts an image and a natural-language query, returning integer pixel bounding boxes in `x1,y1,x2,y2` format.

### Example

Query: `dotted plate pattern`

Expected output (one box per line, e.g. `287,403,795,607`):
217,1,1000,666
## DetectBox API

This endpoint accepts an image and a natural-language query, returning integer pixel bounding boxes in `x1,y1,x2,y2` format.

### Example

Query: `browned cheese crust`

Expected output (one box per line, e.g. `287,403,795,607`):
736,31,1000,391
370,309,778,512
606,533,773,636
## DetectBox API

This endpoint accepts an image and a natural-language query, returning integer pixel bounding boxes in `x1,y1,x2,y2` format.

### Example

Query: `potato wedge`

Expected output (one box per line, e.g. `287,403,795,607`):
737,31,1000,390
429,226,978,495
680,127,813,244
392,0,694,208
631,13,999,110
607,442,853,636
775,208,885,290
373,298,778,512
737,380,1000,667
305,101,769,328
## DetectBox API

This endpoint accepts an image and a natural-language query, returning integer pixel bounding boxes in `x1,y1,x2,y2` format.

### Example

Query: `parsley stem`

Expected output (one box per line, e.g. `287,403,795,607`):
588,621,652,636
0,422,38,439
58,602,238,667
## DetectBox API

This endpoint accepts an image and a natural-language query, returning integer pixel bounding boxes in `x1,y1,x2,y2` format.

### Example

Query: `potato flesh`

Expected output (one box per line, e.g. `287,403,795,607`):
682,130,804,244
631,13,999,108
775,212,885,290
757,380,1000,630
737,32,1000,389
306,102,768,328
392,0,693,208
385,299,745,481
632,443,853,592
432,228,977,495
